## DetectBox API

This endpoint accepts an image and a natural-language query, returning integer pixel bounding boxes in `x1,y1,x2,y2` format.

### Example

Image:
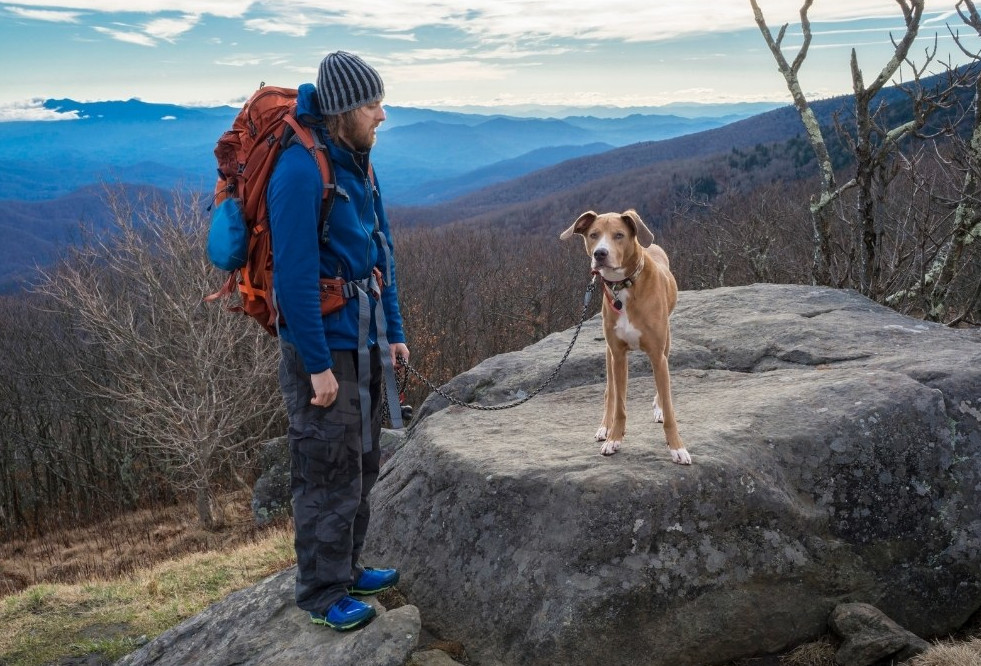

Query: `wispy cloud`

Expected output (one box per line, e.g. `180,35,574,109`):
4,0,247,18
2,0,973,109
86,13,199,46
4,6,82,22
273,0,911,45
215,53,292,67
93,24,157,46
385,60,512,84
144,14,199,42
243,16,310,37
924,10,959,26
5,0,916,46
0,99,80,121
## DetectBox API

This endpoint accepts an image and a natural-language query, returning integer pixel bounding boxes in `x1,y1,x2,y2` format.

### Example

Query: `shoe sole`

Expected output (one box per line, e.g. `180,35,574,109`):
349,583,395,596
310,609,376,631
350,574,400,596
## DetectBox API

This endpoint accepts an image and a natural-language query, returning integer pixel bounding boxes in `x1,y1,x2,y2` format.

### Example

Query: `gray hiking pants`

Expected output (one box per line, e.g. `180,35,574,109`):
278,342,382,614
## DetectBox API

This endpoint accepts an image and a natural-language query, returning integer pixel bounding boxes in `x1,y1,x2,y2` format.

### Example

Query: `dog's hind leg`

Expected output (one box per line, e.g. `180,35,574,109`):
651,395,664,423
649,352,691,465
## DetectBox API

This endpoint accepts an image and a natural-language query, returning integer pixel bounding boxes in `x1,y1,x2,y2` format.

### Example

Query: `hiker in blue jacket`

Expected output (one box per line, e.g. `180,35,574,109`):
267,51,409,632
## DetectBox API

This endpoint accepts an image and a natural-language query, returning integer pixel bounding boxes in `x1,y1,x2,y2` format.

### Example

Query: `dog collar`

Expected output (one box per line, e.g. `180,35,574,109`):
595,257,644,312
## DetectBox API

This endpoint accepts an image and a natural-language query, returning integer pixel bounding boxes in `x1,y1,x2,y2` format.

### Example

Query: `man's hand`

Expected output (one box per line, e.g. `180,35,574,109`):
390,343,409,369
310,369,338,407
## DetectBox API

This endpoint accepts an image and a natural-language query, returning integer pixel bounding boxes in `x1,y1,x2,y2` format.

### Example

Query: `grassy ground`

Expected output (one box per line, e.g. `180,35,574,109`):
0,492,296,666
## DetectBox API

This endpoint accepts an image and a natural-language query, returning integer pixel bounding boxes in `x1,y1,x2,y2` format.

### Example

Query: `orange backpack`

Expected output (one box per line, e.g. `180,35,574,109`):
204,84,334,336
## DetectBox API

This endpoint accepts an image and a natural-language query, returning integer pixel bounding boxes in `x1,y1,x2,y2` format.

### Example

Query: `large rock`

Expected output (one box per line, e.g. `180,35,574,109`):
365,284,981,666
114,567,421,666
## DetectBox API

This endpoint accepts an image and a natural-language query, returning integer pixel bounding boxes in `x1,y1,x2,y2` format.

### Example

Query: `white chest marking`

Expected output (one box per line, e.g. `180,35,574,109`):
612,290,642,349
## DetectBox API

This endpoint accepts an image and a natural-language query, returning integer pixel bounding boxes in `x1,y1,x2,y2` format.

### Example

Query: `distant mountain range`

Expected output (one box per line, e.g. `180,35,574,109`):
1,73,959,292
0,98,774,205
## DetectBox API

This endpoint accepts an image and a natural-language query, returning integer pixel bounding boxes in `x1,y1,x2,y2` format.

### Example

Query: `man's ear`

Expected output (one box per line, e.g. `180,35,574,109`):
560,211,598,240
622,209,654,247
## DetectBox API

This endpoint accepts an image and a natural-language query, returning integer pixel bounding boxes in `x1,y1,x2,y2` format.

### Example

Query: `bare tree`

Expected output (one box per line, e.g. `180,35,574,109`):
752,0,932,293
36,188,284,530
749,0,841,283
886,0,981,323
750,0,980,324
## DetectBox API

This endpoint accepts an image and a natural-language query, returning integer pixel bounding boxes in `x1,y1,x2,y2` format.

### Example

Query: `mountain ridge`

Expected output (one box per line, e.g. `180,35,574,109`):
0,73,954,291
0,100,755,203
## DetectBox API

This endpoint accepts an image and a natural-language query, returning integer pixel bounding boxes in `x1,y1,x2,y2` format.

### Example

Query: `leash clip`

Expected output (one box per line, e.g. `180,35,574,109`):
584,275,597,307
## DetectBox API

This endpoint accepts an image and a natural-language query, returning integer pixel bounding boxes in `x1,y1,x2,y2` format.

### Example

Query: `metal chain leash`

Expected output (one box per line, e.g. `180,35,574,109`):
395,276,598,412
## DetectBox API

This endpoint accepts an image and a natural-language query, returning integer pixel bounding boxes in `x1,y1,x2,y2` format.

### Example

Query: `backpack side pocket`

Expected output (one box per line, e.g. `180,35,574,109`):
207,197,249,271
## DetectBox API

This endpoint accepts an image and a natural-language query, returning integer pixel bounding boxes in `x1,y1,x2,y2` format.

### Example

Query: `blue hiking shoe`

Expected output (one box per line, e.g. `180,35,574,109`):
309,595,376,631
350,567,400,596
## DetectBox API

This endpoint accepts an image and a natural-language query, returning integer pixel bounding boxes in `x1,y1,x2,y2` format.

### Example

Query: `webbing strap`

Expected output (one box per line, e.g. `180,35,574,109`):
374,224,393,287
370,274,403,432
353,284,374,454
350,275,403,453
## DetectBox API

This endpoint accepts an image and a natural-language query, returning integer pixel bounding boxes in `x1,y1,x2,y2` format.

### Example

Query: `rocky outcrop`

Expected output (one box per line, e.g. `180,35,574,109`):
830,602,930,665
364,284,981,666
114,566,421,666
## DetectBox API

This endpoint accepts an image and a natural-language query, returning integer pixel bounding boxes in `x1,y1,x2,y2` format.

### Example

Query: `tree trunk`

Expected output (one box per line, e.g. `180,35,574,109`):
195,484,226,532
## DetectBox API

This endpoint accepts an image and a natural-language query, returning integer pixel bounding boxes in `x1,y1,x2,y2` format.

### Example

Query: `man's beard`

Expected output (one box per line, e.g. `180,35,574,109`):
352,128,376,152
342,117,377,152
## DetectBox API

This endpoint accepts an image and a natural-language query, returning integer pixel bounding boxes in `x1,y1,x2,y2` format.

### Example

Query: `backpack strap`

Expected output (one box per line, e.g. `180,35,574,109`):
282,114,336,244
373,216,393,288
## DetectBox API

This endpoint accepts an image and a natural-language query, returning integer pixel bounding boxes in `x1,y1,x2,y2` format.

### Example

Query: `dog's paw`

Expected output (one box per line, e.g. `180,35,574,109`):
595,426,609,442
601,439,621,456
670,447,692,465
651,402,664,423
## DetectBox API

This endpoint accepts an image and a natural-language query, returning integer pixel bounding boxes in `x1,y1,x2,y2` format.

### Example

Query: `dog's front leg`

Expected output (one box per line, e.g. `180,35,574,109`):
600,346,628,456
596,345,615,443
650,352,691,465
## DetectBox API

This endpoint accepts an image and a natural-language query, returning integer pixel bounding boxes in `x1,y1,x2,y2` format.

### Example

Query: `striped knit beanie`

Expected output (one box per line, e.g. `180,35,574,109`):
316,51,385,116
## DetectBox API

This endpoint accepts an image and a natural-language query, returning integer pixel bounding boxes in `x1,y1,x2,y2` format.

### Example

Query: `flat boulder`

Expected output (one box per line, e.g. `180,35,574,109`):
366,284,981,666
114,567,421,666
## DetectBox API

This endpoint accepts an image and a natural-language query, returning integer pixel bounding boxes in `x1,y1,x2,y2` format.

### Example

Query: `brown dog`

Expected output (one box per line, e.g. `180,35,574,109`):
561,210,690,464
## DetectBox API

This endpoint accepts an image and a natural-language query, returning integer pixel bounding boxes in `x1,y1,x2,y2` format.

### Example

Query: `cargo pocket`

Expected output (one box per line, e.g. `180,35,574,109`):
292,422,358,487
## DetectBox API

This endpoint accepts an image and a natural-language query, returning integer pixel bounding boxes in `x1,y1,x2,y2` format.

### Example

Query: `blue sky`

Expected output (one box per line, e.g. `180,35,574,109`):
0,1,977,120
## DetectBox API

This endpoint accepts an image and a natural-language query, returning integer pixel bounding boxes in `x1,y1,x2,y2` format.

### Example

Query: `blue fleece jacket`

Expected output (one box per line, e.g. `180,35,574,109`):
267,83,405,374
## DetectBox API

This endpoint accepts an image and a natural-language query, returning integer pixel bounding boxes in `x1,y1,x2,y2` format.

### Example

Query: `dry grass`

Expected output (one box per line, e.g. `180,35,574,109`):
780,637,836,665
906,638,981,666
0,490,264,596
774,634,981,666
0,492,296,666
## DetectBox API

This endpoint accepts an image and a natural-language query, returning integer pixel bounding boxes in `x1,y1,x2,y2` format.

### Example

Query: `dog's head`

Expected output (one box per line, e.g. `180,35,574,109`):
560,209,655,280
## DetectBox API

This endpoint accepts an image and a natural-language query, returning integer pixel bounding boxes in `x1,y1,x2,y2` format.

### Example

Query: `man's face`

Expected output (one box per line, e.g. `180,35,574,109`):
340,101,386,152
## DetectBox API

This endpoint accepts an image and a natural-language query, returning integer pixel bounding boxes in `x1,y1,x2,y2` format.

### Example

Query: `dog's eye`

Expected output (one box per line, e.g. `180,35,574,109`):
614,232,625,240
589,232,599,239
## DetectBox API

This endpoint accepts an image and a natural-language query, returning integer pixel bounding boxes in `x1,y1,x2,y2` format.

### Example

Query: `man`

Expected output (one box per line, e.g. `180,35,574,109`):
267,51,409,631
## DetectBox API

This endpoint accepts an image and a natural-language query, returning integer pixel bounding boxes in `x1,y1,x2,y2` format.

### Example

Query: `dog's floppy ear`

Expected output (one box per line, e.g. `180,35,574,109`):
621,209,655,247
560,211,598,240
